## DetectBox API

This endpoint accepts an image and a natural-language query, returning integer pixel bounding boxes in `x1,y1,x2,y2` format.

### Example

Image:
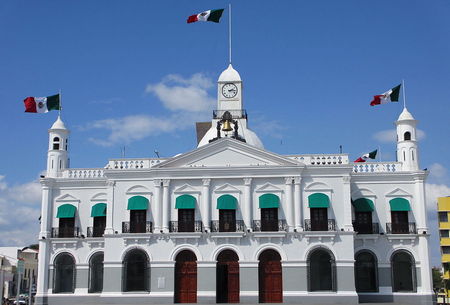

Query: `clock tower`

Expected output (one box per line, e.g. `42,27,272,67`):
217,64,243,111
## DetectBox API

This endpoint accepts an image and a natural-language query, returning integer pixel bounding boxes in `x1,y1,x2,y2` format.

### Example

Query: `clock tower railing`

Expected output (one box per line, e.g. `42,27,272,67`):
213,109,247,120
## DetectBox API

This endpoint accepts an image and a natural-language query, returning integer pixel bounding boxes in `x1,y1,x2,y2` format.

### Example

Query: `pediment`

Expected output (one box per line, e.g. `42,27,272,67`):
385,188,412,198
214,183,241,194
304,182,330,191
126,185,151,195
156,138,301,169
55,194,80,203
255,183,282,193
90,192,107,202
174,184,200,194
351,188,376,199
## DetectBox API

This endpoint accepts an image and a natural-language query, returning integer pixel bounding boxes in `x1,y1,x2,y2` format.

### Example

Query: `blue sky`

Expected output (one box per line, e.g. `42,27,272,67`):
0,1,449,265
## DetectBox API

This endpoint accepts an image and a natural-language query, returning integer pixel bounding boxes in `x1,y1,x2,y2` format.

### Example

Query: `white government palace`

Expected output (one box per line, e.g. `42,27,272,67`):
35,64,433,305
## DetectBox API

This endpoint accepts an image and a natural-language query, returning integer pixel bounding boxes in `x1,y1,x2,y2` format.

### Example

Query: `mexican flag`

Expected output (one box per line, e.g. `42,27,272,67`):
370,84,401,106
354,150,377,162
24,94,60,113
187,9,224,23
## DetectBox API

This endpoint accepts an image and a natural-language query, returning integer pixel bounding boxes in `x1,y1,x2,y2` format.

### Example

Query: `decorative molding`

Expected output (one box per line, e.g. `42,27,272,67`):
293,176,301,185
255,182,282,193
153,179,162,187
173,183,201,194
55,194,80,203
284,177,294,185
214,183,241,194
106,180,116,187
90,192,107,202
125,185,151,195
243,178,252,185
202,178,211,186
162,179,170,187
385,187,412,198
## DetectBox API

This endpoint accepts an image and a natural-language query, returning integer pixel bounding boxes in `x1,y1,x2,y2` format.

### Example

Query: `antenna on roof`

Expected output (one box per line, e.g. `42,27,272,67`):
339,145,343,154
121,146,126,158
154,150,160,158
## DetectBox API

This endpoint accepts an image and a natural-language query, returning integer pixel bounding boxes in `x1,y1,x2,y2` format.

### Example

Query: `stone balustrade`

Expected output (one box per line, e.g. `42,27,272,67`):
63,169,104,179
287,154,349,165
106,158,168,170
353,162,402,173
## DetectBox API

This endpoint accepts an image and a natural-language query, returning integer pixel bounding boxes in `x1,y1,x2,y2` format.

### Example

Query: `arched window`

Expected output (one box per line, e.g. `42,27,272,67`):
175,250,197,303
258,249,282,303
89,252,104,293
53,253,75,293
216,250,239,303
355,251,378,292
123,249,149,292
308,248,336,292
391,250,415,292
404,132,411,141
53,137,60,150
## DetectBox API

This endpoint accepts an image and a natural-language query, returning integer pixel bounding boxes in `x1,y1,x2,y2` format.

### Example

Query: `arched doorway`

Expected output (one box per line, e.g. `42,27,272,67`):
354,251,378,292
174,250,197,303
53,253,75,293
123,249,149,292
391,250,415,292
216,250,239,303
88,252,104,293
258,249,282,303
308,248,336,291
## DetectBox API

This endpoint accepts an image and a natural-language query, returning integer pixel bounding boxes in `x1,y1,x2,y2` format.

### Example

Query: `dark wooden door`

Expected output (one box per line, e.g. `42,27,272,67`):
217,261,239,303
355,212,372,234
310,208,328,231
219,210,236,232
130,210,146,233
175,261,197,303
178,209,195,232
93,216,106,237
392,211,409,233
261,208,278,231
59,217,75,237
259,260,282,303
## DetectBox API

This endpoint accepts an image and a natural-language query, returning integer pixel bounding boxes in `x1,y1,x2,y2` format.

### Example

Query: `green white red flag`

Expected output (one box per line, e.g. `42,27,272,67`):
370,84,401,106
354,150,377,162
24,94,60,113
187,9,224,23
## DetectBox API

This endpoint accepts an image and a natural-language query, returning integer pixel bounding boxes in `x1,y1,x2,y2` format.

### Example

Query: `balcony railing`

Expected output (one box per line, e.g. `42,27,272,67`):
210,220,245,232
213,109,247,119
51,227,80,238
169,221,203,233
386,222,416,234
304,219,336,231
122,221,153,233
87,226,105,237
353,222,380,234
252,220,287,232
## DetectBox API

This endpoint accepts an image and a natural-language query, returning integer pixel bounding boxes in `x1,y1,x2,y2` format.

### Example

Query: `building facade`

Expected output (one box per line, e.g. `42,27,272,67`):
438,196,450,297
35,65,433,305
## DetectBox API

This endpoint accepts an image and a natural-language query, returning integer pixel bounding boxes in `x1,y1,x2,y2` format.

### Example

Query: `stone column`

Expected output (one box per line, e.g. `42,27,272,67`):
153,179,162,232
414,175,428,231
342,176,353,231
284,177,294,231
243,178,252,232
293,176,303,231
162,179,170,233
104,180,115,235
202,179,211,232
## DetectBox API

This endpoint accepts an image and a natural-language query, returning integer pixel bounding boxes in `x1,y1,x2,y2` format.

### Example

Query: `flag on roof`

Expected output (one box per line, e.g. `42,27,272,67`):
187,9,224,24
24,94,60,113
354,150,377,162
370,84,401,106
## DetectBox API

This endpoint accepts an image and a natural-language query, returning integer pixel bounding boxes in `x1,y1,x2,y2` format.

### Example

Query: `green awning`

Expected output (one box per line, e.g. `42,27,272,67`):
175,194,196,209
352,198,374,212
308,193,330,208
127,196,149,210
217,195,237,210
56,204,76,218
389,198,411,211
259,194,280,208
91,203,107,217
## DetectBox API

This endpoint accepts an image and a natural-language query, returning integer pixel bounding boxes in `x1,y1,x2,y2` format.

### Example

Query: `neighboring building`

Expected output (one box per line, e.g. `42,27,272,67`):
438,196,450,297
18,247,39,296
35,65,433,305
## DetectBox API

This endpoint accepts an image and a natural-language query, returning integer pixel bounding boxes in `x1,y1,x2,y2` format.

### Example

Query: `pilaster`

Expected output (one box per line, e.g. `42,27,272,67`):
284,177,294,231
104,180,115,234
342,176,353,231
162,179,170,233
243,178,252,232
202,179,211,232
153,179,162,232
293,176,303,231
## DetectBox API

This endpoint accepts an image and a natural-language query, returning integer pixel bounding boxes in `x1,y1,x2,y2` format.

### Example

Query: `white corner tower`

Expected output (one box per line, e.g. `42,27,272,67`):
47,116,69,177
396,107,419,171
197,64,263,148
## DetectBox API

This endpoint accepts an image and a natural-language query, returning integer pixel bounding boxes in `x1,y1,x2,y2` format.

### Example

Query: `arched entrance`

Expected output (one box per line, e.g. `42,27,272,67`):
53,253,75,293
308,248,336,291
391,250,415,292
354,251,378,292
258,249,282,303
175,250,197,303
123,249,149,292
216,250,239,303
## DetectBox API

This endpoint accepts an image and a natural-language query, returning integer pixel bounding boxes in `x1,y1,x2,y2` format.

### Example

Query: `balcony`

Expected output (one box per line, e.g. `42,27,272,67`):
304,219,336,231
87,226,105,237
169,221,203,233
252,220,287,232
210,220,245,232
353,222,380,234
386,222,416,234
51,227,80,238
122,221,153,233
213,109,247,120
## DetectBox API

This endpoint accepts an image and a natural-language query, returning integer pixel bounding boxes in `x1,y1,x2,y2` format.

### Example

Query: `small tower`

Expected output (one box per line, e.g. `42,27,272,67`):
396,107,419,171
47,116,69,177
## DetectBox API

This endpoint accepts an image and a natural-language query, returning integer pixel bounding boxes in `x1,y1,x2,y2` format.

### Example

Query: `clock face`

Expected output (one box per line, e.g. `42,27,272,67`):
222,83,238,98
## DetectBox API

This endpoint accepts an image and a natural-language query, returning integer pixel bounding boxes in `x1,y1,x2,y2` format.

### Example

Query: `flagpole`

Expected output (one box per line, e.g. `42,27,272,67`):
59,89,62,117
402,79,406,108
229,3,232,65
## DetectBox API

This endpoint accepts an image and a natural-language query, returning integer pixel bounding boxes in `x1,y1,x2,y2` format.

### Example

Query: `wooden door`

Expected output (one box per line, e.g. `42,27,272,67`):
217,261,240,303
227,261,240,303
355,211,372,234
259,251,282,303
261,208,278,231
130,210,146,233
310,208,328,231
175,251,197,303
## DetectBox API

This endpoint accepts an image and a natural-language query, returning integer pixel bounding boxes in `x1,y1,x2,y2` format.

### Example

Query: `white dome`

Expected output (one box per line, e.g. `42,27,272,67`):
398,107,415,121
198,126,264,149
218,64,241,82
50,116,67,130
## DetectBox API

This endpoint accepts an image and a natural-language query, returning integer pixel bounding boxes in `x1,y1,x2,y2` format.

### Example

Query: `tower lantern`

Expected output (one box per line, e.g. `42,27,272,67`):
46,116,70,177
395,107,419,171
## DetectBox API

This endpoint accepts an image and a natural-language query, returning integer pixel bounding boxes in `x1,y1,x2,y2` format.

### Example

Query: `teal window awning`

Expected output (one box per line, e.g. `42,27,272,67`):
127,196,149,210
91,203,107,217
56,204,76,218
217,194,237,210
308,193,330,208
259,193,280,208
175,194,196,209
352,198,374,212
389,198,411,211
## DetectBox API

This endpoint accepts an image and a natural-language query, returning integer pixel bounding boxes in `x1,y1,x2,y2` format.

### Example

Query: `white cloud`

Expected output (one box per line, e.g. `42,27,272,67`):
251,114,286,139
373,129,426,143
429,163,448,179
0,175,41,247
146,73,215,112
